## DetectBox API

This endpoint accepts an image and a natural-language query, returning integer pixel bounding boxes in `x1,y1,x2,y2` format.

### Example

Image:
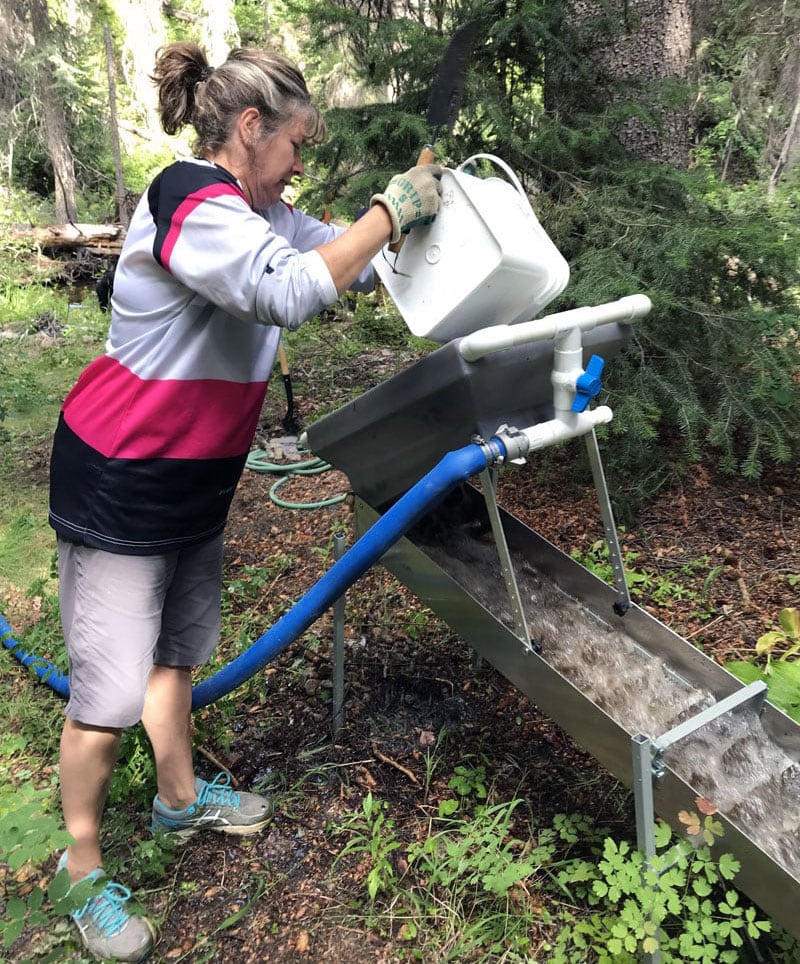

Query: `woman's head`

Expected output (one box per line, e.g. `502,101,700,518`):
152,42,325,157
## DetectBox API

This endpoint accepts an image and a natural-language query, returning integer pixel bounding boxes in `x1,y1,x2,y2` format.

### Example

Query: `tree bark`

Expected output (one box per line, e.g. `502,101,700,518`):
768,40,800,195
104,25,129,227
11,221,124,254
28,0,78,222
0,0,28,190
559,0,697,166
199,0,240,65
112,0,168,146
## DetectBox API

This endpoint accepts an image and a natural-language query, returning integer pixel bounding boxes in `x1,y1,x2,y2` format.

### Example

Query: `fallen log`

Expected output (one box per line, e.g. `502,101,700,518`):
10,222,125,255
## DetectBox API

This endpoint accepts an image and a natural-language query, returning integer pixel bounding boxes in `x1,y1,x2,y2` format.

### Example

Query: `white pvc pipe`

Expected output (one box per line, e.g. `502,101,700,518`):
517,406,613,454
551,325,583,414
458,294,652,362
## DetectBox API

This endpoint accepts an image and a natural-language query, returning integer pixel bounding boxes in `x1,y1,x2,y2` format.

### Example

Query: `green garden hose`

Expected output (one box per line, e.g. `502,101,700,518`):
245,448,347,509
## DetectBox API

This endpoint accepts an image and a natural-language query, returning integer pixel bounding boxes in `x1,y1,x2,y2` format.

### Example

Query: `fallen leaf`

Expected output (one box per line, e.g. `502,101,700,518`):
678,810,701,835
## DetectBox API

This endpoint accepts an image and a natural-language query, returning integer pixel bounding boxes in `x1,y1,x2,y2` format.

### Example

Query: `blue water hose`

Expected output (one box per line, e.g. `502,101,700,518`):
0,611,70,698
1,439,503,710
192,439,500,708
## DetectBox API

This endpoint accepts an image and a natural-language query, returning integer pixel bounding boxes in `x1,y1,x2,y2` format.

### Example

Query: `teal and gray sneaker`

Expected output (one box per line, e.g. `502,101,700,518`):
151,772,272,840
56,852,155,962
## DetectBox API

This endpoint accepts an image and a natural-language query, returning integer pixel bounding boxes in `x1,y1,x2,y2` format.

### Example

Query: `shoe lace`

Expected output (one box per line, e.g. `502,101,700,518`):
197,772,240,809
74,882,132,937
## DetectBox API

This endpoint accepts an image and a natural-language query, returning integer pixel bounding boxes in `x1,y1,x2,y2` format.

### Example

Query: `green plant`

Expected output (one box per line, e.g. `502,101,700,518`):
0,782,71,882
0,779,107,956
3,577,65,672
332,791,402,901
408,797,544,899
544,810,773,962
106,727,157,807
571,539,705,607
403,609,431,642
343,787,592,958
447,762,488,804
332,786,795,962
726,608,800,722
105,827,178,887
420,727,448,805
755,607,800,665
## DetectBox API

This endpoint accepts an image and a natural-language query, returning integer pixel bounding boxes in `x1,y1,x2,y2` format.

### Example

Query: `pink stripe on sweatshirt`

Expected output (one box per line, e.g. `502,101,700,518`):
62,355,266,460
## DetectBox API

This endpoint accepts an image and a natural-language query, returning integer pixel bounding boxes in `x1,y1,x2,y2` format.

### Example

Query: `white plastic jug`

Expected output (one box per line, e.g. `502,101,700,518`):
373,154,570,343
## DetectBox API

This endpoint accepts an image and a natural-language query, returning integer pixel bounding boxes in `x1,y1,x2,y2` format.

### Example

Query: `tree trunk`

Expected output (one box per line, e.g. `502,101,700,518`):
104,25,129,227
28,0,78,222
111,0,168,146
768,39,800,195
558,0,697,166
769,78,800,195
199,0,240,65
11,221,125,254
0,0,27,191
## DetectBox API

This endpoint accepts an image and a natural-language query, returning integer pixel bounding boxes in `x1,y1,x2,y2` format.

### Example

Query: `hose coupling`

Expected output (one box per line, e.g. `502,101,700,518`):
492,424,528,465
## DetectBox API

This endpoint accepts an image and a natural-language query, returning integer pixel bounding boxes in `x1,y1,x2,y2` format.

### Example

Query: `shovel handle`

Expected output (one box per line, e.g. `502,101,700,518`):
277,341,290,376
387,145,437,254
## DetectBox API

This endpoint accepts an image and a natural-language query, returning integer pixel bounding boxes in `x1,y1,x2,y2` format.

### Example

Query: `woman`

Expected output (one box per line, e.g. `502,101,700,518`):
49,41,441,961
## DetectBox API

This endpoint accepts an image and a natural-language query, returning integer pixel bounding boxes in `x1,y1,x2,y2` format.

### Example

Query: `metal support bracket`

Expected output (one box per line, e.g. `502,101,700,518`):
631,680,768,963
479,466,534,652
584,428,631,615
650,680,767,779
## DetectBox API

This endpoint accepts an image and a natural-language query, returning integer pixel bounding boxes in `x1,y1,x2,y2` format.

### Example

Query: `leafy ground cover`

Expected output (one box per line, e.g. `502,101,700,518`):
1,294,799,961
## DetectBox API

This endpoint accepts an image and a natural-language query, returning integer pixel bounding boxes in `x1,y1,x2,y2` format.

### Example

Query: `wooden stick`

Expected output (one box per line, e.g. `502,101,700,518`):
371,741,419,784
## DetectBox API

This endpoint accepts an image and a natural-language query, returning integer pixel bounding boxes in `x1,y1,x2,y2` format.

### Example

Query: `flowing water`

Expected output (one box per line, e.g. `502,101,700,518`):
418,526,800,880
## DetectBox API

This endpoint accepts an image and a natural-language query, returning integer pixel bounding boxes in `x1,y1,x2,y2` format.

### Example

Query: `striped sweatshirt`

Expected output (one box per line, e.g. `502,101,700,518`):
49,159,373,554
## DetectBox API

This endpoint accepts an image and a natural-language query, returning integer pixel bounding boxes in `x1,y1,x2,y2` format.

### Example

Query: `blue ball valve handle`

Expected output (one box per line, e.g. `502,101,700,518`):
571,355,605,413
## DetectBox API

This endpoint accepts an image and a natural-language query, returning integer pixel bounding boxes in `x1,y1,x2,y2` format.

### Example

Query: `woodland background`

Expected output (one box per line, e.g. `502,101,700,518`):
1,1,800,962
1,0,799,493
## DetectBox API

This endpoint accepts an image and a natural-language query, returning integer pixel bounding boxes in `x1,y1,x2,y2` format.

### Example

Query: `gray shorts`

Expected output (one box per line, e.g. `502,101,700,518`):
58,534,223,728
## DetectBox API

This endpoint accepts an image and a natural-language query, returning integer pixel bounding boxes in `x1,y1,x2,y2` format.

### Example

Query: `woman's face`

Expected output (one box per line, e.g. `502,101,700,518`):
242,116,306,209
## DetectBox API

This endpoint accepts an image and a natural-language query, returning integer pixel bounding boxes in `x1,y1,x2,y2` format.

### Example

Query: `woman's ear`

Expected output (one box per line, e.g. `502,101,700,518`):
237,107,262,147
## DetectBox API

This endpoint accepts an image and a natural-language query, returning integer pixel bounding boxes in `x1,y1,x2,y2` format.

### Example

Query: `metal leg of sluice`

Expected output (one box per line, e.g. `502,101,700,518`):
584,429,631,615
332,532,346,739
632,733,661,964
479,467,533,652
630,680,767,962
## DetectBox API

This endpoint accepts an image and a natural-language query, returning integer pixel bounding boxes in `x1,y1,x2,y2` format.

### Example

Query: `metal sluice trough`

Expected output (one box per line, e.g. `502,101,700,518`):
305,311,800,942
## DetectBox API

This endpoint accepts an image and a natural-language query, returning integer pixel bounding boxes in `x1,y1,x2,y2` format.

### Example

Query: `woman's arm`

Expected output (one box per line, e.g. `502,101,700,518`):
315,164,442,295
315,205,392,296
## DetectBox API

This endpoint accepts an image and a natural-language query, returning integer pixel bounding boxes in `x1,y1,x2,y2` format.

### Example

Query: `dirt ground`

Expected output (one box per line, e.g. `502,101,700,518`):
9,339,799,962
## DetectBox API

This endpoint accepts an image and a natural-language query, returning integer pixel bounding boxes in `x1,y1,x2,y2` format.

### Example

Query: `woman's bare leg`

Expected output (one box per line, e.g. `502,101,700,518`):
59,718,121,882
141,665,196,810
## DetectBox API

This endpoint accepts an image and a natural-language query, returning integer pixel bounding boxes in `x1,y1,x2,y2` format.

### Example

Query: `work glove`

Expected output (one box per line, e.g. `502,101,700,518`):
370,164,443,244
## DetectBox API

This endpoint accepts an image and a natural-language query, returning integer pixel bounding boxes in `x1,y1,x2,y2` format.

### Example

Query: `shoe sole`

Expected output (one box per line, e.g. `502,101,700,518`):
153,815,272,842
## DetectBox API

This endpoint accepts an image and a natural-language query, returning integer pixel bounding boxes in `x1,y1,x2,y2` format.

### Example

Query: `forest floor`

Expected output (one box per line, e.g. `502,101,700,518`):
6,331,799,962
